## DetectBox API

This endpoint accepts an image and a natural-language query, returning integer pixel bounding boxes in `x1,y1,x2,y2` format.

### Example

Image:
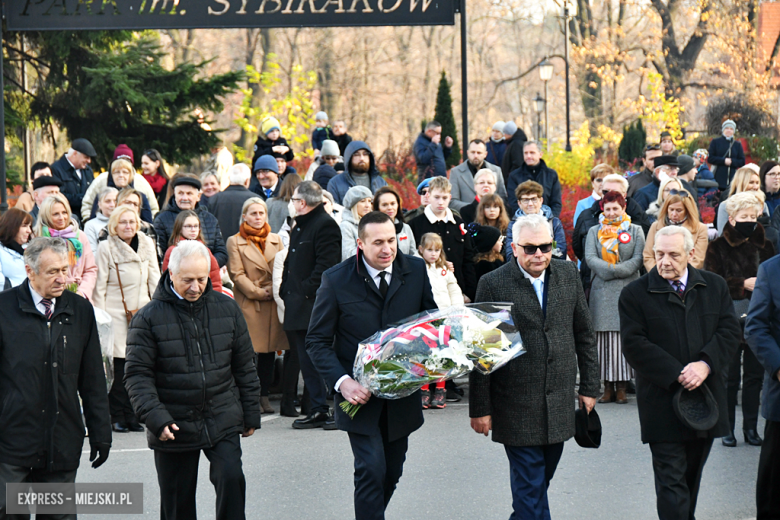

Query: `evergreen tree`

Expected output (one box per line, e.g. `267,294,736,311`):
433,71,460,168
618,119,647,167
14,31,241,169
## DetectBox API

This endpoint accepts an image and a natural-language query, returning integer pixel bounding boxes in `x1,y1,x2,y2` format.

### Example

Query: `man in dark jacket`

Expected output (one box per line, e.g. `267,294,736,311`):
207,164,256,240
506,140,562,217
50,138,96,219
500,121,528,185
470,213,599,519
125,240,260,520
413,121,453,182
332,119,354,156
327,141,387,205
627,144,662,198
409,176,477,301
153,175,228,267
573,174,651,290
620,226,741,520
0,238,111,513
306,211,437,520
633,155,697,211
708,119,746,190
280,180,342,427
745,254,780,518
250,155,283,200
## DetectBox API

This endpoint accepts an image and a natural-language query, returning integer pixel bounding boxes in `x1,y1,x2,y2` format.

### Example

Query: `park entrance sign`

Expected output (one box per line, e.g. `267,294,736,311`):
7,0,456,30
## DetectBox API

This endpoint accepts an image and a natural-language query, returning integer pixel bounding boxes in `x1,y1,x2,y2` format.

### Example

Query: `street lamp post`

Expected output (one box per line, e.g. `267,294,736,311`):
563,2,572,152
538,58,553,153
533,93,545,142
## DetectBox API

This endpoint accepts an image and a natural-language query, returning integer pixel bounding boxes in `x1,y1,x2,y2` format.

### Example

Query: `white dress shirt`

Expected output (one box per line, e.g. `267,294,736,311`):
66,155,82,180
29,285,56,318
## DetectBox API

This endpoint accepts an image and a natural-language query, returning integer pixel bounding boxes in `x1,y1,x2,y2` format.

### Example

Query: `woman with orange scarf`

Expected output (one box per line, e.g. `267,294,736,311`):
227,197,288,414
584,191,646,404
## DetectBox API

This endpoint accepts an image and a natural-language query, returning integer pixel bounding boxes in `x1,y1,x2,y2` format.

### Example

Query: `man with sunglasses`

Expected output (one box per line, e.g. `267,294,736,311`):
627,144,663,198
470,213,599,519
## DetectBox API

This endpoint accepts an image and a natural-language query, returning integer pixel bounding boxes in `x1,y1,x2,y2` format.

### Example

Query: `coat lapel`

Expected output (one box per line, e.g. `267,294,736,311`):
237,235,271,272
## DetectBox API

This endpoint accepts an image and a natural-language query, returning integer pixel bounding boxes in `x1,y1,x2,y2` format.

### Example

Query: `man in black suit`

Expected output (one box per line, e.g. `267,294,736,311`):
307,211,437,520
207,163,256,239
50,138,96,219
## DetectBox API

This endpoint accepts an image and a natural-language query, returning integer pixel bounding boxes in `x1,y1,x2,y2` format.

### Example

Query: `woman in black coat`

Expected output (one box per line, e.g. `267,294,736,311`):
704,191,775,447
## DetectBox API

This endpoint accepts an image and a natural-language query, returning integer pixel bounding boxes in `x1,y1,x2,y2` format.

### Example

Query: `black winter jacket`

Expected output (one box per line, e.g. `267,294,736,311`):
251,135,294,167
280,203,342,331
306,250,437,440
619,267,741,443
124,272,261,451
50,154,93,219
506,159,562,217
0,280,111,470
408,210,477,301
153,200,228,267
708,136,746,189
500,129,528,185
573,198,651,290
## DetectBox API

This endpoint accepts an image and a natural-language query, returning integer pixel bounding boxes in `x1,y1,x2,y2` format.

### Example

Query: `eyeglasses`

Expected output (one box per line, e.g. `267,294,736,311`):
519,243,553,255
291,197,303,203
519,197,540,205
766,171,780,178
183,224,200,230
667,189,690,198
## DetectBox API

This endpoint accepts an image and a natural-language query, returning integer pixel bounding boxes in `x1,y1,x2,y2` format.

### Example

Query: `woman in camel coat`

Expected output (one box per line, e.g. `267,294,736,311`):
227,197,288,414
642,190,709,272
93,206,160,433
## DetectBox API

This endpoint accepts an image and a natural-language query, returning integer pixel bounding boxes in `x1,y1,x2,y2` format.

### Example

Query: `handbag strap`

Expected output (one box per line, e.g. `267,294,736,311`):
111,249,132,317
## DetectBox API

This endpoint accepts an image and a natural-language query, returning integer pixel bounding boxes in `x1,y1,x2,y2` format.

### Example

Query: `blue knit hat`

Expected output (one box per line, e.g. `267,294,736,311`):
253,155,279,174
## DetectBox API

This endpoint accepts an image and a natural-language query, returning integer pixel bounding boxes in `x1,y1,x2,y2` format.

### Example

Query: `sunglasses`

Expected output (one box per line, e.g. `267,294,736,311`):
667,189,689,198
645,144,661,151
519,243,553,255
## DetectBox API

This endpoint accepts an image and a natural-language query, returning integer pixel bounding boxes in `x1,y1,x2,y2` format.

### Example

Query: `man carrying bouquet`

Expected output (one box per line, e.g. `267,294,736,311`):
307,211,437,520
470,213,600,519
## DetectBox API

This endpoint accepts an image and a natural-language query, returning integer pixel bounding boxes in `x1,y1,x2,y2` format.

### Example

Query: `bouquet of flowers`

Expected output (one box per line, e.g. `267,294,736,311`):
340,303,524,418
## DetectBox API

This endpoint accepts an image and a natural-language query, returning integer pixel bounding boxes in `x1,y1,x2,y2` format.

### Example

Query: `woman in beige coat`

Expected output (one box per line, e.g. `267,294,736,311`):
642,190,709,272
94,207,160,433
227,197,288,414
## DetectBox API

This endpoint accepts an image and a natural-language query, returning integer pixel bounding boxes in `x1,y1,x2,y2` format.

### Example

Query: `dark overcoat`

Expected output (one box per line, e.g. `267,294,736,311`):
50,154,93,218
306,250,438,441
619,267,741,443
0,280,111,470
469,259,600,446
153,199,228,267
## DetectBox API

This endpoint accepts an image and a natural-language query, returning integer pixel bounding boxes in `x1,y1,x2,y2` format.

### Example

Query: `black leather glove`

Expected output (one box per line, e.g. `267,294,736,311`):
89,443,111,469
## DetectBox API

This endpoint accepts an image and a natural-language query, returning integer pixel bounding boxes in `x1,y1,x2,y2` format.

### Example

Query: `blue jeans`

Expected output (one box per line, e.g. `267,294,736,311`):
504,443,565,520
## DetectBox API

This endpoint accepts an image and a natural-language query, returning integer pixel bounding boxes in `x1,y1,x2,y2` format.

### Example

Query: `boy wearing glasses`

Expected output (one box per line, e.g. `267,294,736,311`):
470,213,599,520
409,176,477,301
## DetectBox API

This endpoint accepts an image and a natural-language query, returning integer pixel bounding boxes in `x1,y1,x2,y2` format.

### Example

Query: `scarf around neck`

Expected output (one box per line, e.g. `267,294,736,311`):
42,225,83,265
240,221,271,253
597,213,631,265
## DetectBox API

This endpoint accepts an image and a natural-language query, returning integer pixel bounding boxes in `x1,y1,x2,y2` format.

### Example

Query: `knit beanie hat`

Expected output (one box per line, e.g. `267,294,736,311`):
261,116,281,136
722,119,736,132
492,121,505,132
315,111,328,122
342,185,374,210
320,140,340,157
113,144,134,164
253,155,279,174
677,154,694,175
503,121,518,137
468,223,502,254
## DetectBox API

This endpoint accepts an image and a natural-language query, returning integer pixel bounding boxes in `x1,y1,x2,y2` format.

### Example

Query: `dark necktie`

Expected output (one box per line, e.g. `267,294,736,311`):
378,271,388,299
41,298,53,320
672,280,685,297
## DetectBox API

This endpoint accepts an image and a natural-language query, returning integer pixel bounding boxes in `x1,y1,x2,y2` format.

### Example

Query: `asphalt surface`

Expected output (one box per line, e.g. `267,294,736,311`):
77,385,763,520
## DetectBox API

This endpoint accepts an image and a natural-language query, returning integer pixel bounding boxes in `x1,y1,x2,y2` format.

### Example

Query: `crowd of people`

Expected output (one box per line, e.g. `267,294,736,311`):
0,114,779,520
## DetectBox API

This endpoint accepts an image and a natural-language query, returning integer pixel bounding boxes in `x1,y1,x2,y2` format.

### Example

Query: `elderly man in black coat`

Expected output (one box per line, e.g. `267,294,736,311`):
50,138,96,219
280,180,342,426
307,211,437,520
470,213,599,520
206,164,256,240
125,240,261,520
0,238,111,516
619,225,741,520
153,175,228,267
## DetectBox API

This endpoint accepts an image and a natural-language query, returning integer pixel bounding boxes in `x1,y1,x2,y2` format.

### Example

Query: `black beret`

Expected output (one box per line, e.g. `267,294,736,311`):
171,176,202,190
71,138,97,157
32,176,63,190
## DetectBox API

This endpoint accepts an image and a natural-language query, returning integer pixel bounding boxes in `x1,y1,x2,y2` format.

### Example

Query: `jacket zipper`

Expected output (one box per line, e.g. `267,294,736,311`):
190,306,212,447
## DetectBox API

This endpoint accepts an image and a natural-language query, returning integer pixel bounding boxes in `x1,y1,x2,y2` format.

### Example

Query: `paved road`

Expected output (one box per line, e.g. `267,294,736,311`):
77,386,762,520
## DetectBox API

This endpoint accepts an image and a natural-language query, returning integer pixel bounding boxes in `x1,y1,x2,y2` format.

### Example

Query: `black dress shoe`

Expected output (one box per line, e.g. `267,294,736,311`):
722,432,737,447
112,422,129,433
292,411,328,429
323,412,337,431
744,429,763,446
280,398,300,418
127,422,144,432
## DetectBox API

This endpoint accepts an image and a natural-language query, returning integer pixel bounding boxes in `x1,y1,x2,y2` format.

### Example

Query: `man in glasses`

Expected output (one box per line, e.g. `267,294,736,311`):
634,155,696,212
627,144,663,198
470,213,599,519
